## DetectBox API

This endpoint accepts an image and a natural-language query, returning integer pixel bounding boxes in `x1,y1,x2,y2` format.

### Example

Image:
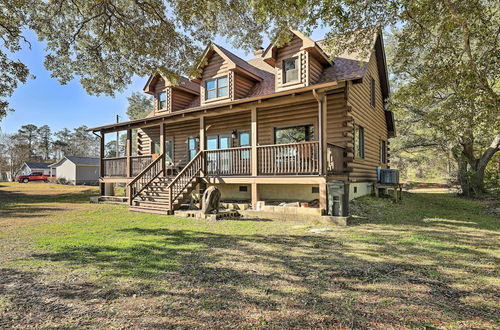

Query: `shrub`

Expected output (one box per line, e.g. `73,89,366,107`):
56,177,69,185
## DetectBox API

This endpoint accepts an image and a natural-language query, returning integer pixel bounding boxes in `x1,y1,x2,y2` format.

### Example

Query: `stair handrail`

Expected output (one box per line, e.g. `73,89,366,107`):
127,152,165,204
166,151,203,208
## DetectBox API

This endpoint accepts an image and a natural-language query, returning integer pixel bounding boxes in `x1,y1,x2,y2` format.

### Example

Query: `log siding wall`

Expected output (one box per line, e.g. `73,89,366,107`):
347,52,389,182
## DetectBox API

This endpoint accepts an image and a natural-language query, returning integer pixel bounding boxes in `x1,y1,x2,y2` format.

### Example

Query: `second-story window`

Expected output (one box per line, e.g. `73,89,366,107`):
158,91,167,110
380,140,387,164
205,76,228,100
370,77,376,108
354,125,365,159
283,57,299,83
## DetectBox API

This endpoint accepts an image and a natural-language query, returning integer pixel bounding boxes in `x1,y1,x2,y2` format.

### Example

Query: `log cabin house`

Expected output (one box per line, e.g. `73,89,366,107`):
89,29,395,216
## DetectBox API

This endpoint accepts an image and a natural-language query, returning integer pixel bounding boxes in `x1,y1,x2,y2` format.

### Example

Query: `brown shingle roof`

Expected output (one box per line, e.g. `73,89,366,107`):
177,76,200,94
90,31,388,132
215,44,269,80
316,57,368,84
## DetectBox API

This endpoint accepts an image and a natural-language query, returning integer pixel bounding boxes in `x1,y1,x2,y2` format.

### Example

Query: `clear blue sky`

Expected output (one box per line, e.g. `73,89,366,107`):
1,29,328,134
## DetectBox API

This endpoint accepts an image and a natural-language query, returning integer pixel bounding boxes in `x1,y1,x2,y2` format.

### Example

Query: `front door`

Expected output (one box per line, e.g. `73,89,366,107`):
188,137,199,161
165,140,174,164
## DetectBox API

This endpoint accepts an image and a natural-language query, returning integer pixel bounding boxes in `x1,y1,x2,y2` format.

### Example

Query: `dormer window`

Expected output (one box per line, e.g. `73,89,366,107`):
283,57,299,83
158,91,167,110
205,76,228,100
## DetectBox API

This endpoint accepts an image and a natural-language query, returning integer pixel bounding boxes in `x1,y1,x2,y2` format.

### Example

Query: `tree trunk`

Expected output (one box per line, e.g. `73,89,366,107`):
455,133,500,197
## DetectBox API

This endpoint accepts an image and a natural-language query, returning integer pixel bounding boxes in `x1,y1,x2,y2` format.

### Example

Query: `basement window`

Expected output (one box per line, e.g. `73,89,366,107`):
283,57,299,83
312,186,319,194
205,76,228,100
239,186,248,192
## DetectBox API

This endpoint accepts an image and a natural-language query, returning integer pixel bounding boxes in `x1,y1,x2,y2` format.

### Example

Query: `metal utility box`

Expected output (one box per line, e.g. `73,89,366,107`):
327,181,349,217
378,168,400,184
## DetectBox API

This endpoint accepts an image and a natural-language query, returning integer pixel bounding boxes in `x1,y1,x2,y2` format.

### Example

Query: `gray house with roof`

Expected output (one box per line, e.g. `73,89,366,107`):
49,156,100,185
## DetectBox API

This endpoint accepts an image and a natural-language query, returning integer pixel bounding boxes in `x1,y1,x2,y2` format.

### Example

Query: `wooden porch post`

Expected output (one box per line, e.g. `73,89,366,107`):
159,123,165,175
126,129,132,198
99,131,105,196
251,183,259,208
251,106,258,176
319,181,327,214
322,95,328,174
199,116,205,175
126,129,132,177
317,93,327,176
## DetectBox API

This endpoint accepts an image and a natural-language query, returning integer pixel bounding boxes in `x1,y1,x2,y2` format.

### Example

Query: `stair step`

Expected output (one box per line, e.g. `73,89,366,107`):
129,205,172,215
138,195,170,201
146,185,169,190
134,200,170,207
141,192,171,198
149,183,169,187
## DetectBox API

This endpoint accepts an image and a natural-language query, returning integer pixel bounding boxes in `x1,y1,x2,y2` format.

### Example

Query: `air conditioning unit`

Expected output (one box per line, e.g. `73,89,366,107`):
378,168,400,184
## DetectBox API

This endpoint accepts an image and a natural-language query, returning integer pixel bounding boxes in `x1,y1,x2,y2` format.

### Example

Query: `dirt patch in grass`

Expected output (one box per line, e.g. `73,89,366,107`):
0,183,499,328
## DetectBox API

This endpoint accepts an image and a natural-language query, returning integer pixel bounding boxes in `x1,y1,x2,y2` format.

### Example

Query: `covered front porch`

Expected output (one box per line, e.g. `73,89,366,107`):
98,110,346,181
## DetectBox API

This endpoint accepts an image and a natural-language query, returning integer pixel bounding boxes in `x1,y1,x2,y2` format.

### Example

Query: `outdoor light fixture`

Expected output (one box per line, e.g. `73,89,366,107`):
231,130,237,139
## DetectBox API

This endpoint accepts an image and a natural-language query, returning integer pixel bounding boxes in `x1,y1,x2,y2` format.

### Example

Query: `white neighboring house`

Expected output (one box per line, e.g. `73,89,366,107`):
0,172,12,182
19,162,53,176
49,156,100,185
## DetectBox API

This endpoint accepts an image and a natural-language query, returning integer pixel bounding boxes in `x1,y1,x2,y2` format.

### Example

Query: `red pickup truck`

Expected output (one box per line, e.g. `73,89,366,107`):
17,172,49,183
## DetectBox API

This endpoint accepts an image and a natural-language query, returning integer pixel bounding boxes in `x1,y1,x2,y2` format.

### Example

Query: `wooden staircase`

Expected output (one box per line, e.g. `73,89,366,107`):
128,151,203,215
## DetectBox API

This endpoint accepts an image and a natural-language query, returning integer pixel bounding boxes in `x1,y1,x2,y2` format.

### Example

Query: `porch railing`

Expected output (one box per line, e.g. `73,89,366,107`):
128,153,164,204
327,143,346,175
205,147,252,176
103,157,127,177
131,155,153,176
167,151,203,210
102,155,153,177
103,142,344,178
257,141,320,175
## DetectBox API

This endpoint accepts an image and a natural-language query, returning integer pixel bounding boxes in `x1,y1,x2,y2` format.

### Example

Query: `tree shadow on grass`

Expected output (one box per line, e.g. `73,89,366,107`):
350,192,499,231
29,225,499,328
0,190,97,219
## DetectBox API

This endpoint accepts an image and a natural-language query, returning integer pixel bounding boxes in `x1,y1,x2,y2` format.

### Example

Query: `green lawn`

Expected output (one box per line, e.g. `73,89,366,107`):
0,182,498,328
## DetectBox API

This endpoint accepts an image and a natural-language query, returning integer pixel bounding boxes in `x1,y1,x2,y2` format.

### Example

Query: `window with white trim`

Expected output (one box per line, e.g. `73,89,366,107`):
283,57,299,83
158,91,167,110
205,76,228,100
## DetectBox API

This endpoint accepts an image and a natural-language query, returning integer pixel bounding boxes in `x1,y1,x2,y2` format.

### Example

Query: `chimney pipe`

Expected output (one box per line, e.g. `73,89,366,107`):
253,47,264,58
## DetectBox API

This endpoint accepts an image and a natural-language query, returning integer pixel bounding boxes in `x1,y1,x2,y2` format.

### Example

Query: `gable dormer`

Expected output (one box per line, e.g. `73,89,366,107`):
262,30,331,92
192,44,266,106
144,73,199,114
